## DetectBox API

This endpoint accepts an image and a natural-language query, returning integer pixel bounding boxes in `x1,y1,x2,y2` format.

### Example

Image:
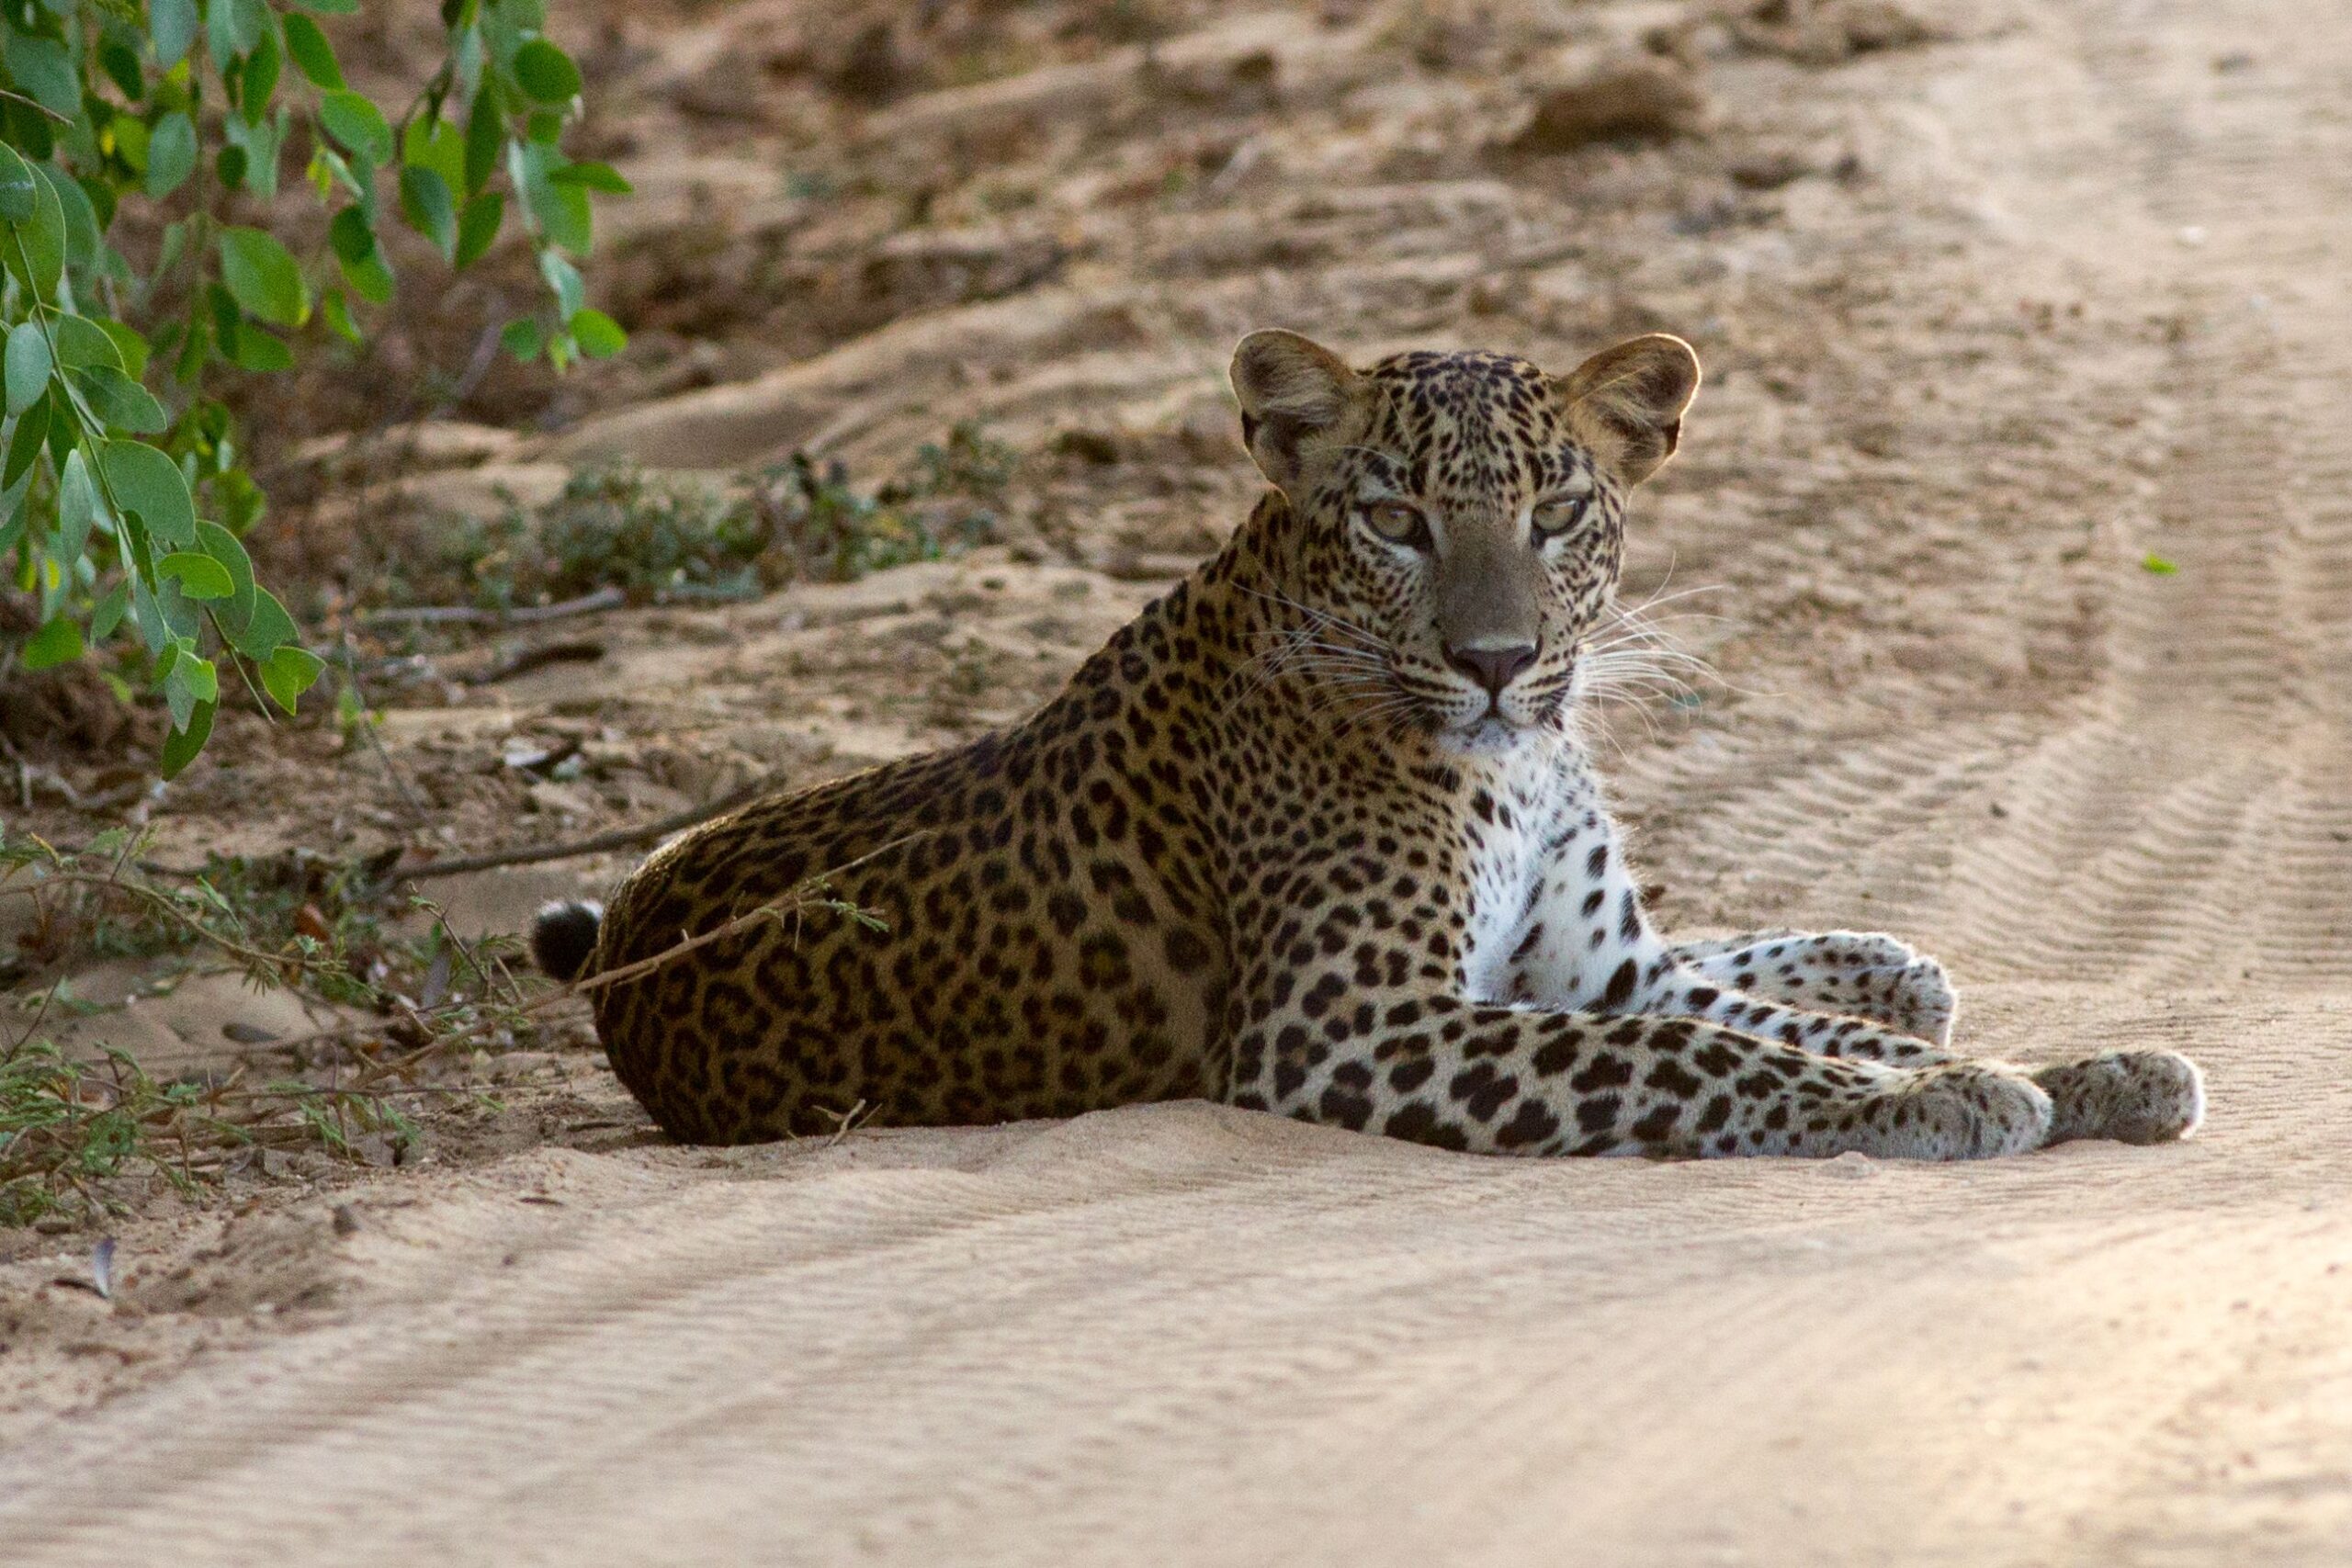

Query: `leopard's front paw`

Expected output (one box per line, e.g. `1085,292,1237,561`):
1876,951,1957,1050
2034,1051,2206,1145
1865,1063,2052,1160
1811,933,1958,1048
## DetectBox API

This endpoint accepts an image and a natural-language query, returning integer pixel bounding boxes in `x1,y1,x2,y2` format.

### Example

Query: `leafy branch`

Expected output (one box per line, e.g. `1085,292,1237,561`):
1,0,628,776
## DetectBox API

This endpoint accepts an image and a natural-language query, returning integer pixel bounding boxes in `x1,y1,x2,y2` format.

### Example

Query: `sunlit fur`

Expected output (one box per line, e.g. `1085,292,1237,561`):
547,331,2203,1160
1234,351,1631,754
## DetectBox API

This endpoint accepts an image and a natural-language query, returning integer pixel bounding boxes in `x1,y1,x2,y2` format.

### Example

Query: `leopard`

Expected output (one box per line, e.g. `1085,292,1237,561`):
531,329,2205,1159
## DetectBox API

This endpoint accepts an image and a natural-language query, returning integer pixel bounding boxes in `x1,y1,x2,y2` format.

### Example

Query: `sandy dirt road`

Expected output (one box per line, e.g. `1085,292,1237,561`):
6,2,2352,1563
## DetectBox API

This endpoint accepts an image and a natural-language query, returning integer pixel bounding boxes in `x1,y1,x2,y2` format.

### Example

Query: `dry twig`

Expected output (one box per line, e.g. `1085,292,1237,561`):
398,774,776,881
360,586,628,628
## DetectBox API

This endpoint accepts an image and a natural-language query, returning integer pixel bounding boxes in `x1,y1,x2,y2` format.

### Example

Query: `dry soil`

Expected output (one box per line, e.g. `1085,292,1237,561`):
4,1,2350,1563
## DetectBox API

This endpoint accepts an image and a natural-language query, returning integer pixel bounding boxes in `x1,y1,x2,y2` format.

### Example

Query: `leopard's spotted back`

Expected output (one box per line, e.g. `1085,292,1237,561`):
555,333,2204,1158
591,608,1234,1140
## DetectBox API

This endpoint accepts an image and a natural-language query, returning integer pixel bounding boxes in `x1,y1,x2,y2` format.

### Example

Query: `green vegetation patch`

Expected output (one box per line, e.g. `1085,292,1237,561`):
385,423,1015,614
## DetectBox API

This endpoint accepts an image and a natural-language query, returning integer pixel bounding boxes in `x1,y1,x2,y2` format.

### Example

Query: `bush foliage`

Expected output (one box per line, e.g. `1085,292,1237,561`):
1,0,624,774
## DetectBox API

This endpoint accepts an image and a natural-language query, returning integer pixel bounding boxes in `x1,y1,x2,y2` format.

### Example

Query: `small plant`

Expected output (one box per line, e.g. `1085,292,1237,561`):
766,424,1010,583
888,420,1016,504
0,822,888,1224
0,1041,230,1225
387,432,1012,613
760,453,946,584
2,0,627,777
0,1036,433,1226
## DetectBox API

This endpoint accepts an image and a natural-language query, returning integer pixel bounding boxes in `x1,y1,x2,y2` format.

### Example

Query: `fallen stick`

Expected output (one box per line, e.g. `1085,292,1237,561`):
359,586,628,627
462,639,606,685
397,774,776,881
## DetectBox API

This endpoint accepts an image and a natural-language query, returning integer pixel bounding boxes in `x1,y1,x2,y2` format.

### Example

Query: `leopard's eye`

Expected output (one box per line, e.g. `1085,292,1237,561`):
1363,500,1431,549
1532,495,1590,540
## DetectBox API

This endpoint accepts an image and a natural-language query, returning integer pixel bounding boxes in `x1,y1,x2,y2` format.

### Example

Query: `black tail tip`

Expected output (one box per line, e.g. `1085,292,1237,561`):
530,900,603,983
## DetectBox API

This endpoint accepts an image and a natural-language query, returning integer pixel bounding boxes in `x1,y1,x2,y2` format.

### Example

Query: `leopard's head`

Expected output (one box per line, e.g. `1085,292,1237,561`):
1229,331,1699,754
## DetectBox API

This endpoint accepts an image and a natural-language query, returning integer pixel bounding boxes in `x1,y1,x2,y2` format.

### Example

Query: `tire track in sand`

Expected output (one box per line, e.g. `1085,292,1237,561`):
1686,0,2352,992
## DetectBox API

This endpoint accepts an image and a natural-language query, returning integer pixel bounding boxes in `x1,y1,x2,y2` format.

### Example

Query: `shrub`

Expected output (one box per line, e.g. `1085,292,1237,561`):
1,0,625,774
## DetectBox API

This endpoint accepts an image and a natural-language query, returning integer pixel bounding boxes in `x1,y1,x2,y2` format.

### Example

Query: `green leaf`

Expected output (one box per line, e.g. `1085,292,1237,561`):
230,586,298,660
212,0,268,62
147,110,198,198
152,0,200,70
327,205,375,265
187,652,219,703
512,141,592,254
42,401,70,475
3,106,52,166
158,550,235,599
403,117,466,195
242,22,283,123
339,249,393,306
464,85,503,195
5,324,51,417
227,326,294,371
500,317,542,362
211,473,264,541
1,155,66,300
90,581,129,641
21,615,82,671
3,34,79,119
56,446,101,561
221,108,285,197
68,366,170,434
51,313,125,372
75,166,119,234
102,438,198,550
160,699,214,777
322,288,361,342
294,0,360,13
549,161,632,194
2142,553,2178,575
218,226,310,328
197,519,258,634
44,169,100,276
320,91,393,168
282,13,345,88
571,309,626,359
4,396,50,491
399,164,457,258
455,191,503,267
513,39,583,103
127,575,169,652
261,645,325,713
539,249,585,320
113,114,154,174
157,641,192,728
328,208,393,305
100,38,146,100
0,144,35,222
95,319,151,380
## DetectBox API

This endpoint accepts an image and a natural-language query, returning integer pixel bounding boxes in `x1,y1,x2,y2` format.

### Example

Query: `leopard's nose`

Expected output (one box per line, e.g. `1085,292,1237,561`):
1444,641,1538,696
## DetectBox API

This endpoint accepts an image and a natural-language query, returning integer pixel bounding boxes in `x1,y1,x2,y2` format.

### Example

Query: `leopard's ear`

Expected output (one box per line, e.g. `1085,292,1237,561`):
1555,333,1701,486
1230,330,1363,493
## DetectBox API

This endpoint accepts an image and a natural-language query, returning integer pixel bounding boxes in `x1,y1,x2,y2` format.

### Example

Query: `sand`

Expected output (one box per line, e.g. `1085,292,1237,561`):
5,0,2350,1562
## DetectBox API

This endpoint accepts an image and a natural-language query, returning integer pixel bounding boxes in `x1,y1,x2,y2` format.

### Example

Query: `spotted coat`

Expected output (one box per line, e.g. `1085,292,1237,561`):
538,333,2205,1158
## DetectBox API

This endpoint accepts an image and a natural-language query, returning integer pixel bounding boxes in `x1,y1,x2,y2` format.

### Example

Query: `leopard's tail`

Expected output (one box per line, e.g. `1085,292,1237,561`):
530,900,604,984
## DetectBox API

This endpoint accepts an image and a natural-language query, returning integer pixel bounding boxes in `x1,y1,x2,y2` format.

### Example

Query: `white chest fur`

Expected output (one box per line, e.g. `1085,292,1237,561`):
1454,734,1605,1003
